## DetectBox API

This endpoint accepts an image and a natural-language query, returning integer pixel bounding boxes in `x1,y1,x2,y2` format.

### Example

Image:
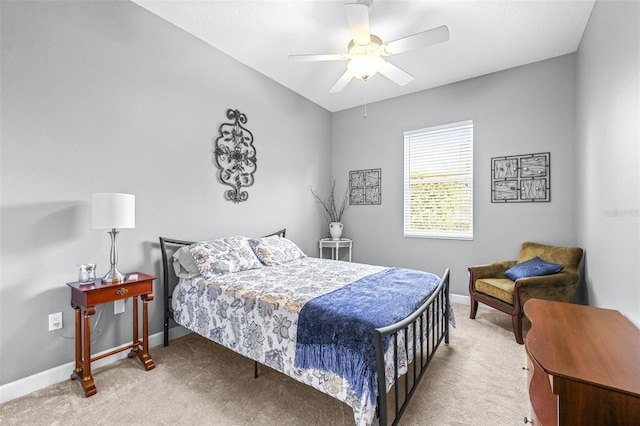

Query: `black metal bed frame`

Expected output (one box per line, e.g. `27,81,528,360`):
160,236,193,347
159,230,450,426
374,268,450,426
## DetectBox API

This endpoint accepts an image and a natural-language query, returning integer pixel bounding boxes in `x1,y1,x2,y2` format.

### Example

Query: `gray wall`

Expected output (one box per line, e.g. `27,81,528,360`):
575,1,640,325
331,55,578,296
0,1,331,385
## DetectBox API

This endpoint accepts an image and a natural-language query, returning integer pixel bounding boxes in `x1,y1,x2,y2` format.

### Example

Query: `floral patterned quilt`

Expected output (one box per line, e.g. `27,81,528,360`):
172,257,436,425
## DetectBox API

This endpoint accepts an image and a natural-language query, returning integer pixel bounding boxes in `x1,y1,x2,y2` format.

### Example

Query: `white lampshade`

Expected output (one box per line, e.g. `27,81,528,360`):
347,54,384,81
92,193,135,229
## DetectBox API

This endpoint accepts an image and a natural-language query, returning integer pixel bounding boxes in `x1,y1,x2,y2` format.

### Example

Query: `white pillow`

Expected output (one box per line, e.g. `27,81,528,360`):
172,245,201,278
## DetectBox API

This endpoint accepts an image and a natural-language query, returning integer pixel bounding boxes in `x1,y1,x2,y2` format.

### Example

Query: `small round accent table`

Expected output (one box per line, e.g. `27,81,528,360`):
318,238,352,262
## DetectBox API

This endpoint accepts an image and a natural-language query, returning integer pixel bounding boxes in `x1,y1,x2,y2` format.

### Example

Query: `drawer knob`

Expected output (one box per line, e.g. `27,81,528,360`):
116,288,128,296
524,416,534,424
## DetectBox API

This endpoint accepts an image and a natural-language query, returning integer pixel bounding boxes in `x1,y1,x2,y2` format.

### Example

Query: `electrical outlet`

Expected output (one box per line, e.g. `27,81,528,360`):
48,312,62,331
114,299,125,315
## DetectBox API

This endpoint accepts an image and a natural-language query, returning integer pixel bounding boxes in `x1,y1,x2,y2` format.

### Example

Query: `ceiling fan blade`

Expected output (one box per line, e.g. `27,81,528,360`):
329,70,354,93
378,61,414,86
288,53,349,62
344,2,370,45
385,25,450,55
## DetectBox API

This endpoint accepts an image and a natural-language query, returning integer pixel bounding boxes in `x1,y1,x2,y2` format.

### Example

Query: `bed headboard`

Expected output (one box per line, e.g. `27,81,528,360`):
159,228,286,346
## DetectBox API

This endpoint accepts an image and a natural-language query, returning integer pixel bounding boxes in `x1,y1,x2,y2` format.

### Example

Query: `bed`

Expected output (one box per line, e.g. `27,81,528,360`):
160,229,450,426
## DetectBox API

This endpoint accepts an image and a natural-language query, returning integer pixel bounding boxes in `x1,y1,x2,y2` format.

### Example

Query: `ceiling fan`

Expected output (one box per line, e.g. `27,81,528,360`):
289,0,449,93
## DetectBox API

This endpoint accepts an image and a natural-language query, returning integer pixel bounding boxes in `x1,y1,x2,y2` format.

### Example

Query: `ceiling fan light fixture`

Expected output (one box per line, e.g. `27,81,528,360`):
347,54,384,80
346,34,385,80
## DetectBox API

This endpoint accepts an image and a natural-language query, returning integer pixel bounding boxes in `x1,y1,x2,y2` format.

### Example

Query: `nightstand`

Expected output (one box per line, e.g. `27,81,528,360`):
319,238,352,262
67,272,156,397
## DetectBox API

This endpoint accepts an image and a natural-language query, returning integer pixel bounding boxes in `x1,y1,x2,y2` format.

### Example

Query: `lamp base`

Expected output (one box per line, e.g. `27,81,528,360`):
102,267,126,283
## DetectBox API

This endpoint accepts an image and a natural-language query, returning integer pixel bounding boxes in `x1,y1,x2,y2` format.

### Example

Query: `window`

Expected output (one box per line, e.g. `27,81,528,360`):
403,120,473,240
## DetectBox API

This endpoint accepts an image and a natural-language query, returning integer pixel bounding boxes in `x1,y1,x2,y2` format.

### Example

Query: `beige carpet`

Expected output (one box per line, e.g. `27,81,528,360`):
1,303,529,425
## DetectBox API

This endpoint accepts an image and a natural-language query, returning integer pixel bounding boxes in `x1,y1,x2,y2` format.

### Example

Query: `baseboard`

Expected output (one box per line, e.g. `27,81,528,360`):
0,325,191,404
1,294,470,404
450,293,470,305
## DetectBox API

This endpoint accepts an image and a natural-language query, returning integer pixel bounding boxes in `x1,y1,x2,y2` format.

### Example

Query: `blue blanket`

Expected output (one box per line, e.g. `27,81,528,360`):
294,267,440,403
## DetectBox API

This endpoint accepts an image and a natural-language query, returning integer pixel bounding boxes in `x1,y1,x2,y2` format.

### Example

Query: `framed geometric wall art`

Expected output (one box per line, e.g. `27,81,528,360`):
349,168,381,205
491,152,550,203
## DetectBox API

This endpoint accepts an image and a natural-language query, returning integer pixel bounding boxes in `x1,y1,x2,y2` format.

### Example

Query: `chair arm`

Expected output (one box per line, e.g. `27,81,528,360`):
515,271,580,306
468,261,517,280
515,271,579,289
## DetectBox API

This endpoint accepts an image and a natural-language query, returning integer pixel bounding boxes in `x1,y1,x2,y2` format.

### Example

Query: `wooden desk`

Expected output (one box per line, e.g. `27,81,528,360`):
524,299,640,425
67,272,156,396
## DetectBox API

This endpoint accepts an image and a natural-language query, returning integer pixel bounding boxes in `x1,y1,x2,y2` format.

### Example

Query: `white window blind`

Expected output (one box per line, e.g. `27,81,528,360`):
403,120,473,240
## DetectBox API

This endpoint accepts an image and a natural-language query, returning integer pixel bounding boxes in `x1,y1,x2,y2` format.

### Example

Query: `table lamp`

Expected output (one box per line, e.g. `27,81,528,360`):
92,193,135,283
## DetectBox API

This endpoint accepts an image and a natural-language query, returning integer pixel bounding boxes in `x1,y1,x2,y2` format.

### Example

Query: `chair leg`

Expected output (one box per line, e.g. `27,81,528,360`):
469,297,478,319
512,313,524,344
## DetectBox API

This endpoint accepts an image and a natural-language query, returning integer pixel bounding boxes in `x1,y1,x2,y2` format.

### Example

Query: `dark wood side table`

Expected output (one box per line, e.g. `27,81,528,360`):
67,272,156,396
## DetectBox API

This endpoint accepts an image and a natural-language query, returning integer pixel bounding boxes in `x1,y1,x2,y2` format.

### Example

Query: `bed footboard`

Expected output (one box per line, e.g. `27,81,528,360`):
373,268,450,426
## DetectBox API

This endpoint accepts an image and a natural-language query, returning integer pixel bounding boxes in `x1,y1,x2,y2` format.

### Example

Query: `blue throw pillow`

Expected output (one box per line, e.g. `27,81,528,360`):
504,256,564,281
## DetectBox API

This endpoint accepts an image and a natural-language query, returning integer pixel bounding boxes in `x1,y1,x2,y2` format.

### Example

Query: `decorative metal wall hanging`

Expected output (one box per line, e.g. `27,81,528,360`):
212,109,257,203
349,168,381,205
491,152,550,203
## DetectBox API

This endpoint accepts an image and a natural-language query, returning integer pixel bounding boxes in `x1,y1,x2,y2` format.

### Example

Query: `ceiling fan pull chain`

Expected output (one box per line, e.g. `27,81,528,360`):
364,79,368,119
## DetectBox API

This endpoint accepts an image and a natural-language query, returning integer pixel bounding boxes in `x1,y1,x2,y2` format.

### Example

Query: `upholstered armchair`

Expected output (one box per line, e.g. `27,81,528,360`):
468,242,583,344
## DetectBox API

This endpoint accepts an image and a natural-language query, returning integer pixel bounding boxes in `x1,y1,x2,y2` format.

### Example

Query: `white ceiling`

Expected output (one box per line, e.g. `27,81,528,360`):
132,0,595,112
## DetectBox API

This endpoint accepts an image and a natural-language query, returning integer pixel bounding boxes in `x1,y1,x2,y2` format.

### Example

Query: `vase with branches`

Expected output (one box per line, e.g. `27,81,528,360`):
311,179,349,239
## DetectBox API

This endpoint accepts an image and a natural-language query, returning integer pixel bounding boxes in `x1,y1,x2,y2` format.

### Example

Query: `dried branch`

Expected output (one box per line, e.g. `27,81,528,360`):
310,178,349,223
